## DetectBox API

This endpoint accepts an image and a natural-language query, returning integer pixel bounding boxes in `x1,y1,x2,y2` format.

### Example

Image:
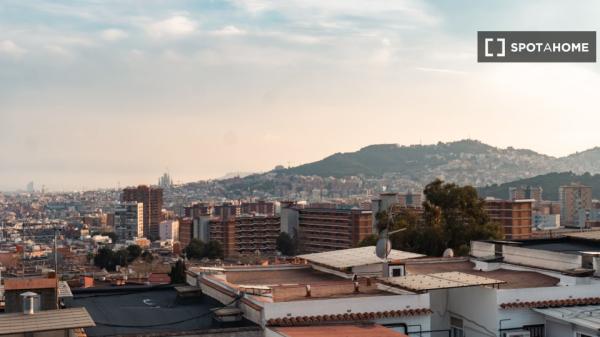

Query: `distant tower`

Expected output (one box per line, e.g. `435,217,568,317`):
158,172,173,190
26,181,34,193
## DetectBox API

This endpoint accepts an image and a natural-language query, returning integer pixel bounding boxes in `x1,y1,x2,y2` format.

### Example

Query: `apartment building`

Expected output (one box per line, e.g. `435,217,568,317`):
241,201,276,216
296,208,372,253
159,219,179,242
112,202,143,241
484,198,534,240
509,185,543,202
559,183,593,227
122,185,163,239
209,215,280,257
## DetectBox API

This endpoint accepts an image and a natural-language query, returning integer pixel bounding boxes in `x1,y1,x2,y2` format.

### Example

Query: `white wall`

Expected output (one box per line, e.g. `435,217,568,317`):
502,245,581,271
262,293,430,332
471,241,496,258
446,286,498,337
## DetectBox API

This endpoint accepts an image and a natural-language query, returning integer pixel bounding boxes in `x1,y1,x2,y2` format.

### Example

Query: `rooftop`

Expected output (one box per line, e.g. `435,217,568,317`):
298,246,424,270
71,287,257,336
379,272,505,292
533,305,600,331
273,324,408,337
225,266,342,285
402,259,560,289
0,307,94,335
4,277,57,291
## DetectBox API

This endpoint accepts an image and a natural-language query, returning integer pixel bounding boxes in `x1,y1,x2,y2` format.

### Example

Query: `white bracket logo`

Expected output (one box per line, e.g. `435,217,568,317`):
484,38,505,57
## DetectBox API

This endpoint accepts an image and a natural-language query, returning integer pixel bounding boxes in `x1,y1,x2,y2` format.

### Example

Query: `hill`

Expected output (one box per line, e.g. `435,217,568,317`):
284,139,559,186
477,172,600,201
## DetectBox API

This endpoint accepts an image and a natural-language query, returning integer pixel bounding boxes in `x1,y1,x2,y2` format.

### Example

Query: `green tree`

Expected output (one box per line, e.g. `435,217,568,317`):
276,232,296,256
184,239,205,259
205,240,224,259
386,179,502,256
358,234,378,247
169,260,186,284
94,247,116,271
126,245,142,262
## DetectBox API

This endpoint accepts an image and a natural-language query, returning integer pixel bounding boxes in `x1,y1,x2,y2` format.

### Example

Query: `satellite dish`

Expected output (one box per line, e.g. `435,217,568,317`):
443,248,454,258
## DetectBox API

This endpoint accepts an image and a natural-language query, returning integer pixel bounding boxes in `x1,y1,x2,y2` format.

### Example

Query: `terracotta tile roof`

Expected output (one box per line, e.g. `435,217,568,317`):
500,297,600,309
266,308,432,326
4,277,57,291
274,324,409,337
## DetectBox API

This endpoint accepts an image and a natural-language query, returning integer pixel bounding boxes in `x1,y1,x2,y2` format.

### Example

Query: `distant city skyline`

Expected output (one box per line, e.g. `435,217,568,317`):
2,1,600,190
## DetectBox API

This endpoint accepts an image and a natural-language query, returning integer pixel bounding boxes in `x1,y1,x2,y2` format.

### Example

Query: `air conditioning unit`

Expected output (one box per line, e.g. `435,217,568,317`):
503,331,531,337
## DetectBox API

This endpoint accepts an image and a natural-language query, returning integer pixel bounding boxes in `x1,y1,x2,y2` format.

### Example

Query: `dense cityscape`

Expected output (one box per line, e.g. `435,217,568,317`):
2,1,599,337
3,161,600,336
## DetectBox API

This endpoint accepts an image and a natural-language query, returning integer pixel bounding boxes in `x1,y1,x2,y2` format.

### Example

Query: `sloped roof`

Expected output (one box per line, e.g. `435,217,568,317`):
0,307,94,334
274,324,409,337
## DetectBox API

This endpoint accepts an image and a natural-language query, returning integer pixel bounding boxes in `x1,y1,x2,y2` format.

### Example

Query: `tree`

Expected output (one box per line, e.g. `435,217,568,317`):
276,232,296,256
358,234,378,247
126,245,142,262
141,250,154,263
205,240,224,259
94,247,116,271
385,179,502,256
169,260,186,284
184,239,206,259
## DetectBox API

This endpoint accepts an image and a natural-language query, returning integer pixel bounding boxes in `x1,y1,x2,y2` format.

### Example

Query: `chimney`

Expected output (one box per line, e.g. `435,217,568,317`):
20,292,40,315
305,284,311,297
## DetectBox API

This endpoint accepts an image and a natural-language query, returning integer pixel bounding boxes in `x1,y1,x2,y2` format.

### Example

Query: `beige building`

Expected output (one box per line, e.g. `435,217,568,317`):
559,183,592,227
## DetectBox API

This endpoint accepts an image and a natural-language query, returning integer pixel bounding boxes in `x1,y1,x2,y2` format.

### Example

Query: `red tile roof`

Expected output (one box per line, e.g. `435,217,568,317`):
266,308,432,326
274,324,409,337
500,297,600,309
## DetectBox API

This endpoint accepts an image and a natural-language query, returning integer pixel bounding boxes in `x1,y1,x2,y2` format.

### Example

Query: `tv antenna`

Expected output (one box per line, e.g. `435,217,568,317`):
375,210,406,277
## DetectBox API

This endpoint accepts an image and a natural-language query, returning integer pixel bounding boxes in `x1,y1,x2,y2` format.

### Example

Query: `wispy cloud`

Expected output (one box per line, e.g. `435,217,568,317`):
0,40,26,58
415,67,466,75
100,28,128,41
145,15,198,38
213,25,246,36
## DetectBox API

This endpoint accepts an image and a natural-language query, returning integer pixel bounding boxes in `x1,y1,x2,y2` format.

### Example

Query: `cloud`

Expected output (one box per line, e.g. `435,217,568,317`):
0,40,27,57
415,67,466,75
213,25,246,36
145,15,198,38
101,28,128,41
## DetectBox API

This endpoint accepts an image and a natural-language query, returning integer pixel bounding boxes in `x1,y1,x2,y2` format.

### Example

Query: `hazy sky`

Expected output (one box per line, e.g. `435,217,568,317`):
1,1,600,191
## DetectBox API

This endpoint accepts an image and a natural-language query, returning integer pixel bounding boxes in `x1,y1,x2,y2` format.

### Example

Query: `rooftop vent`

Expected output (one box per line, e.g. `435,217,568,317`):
20,291,40,315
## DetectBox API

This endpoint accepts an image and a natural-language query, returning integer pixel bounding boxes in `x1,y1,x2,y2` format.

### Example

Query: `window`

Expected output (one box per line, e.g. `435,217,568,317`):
451,317,464,337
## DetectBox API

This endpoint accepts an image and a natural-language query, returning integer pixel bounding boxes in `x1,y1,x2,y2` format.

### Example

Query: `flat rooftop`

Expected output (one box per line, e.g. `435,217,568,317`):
298,246,424,270
402,259,560,289
71,287,257,336
225,266,343,285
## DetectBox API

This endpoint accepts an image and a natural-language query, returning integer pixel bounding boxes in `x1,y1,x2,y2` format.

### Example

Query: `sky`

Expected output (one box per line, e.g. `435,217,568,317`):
1,0,600,191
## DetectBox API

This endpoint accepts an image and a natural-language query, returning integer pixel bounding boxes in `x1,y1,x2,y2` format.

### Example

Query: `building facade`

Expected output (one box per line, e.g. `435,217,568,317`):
484,198,534,240
122,185,163,239
559,183,593,227
159,219,179,241
296,208,372,253
113,202,143,241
